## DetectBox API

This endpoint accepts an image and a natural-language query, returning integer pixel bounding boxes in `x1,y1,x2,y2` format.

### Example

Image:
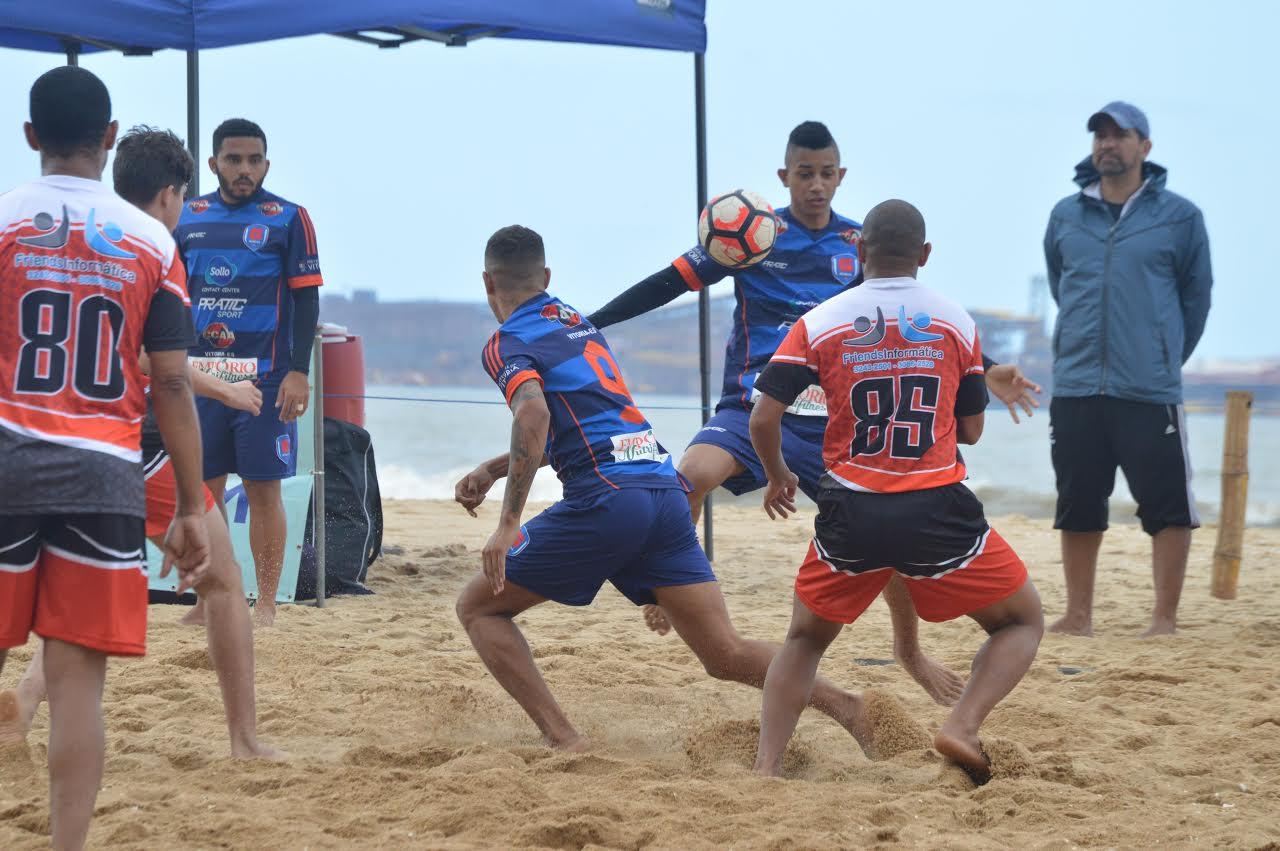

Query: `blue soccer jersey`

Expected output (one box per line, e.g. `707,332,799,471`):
484,293,687,500
672,206,862,435
176,189,322,386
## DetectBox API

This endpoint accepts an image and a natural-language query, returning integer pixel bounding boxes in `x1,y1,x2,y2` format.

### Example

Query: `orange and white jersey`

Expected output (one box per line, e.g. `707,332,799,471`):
754,276,988,493
0,175,194,517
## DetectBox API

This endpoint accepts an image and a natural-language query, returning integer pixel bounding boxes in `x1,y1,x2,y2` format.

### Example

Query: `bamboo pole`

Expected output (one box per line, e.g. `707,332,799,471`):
1211,390,1253,599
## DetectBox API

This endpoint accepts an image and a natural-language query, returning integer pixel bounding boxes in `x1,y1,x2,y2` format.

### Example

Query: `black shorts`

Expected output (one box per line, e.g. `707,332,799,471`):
1049,396,1199,536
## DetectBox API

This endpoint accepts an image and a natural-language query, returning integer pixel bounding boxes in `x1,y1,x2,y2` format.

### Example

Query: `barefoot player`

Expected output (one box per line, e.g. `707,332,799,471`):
0,68,210,851
749,201,1044,783
455,226,877,752
1,126,281,762
591,121,1039,705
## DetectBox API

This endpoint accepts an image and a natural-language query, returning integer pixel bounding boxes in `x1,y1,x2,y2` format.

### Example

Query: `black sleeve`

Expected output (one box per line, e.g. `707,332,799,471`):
142,288,196,352
954,374,989,417
289,286,321,374
587,266,688,329
982,353,996,371
753,361,815,407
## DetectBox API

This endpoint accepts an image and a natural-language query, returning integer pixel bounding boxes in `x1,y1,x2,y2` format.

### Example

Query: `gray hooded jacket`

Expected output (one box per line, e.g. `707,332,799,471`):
1043,159,1212,404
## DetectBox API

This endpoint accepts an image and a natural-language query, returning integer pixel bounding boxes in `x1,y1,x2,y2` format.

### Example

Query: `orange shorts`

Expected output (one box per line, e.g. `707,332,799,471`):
795,527,1028,624
143,453,217,539
0,514,149,656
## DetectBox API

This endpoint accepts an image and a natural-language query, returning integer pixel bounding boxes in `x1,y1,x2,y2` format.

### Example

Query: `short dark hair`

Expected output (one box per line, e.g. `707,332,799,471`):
861,200,926,262
786,120,839,164
485,225,546,276
212,118,267,155
29,67,112,157
113,126,194,206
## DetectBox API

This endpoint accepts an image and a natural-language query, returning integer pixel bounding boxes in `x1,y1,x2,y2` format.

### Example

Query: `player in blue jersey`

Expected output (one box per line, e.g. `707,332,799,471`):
176,119,322,627
454,226,884,752
590,121,1040,706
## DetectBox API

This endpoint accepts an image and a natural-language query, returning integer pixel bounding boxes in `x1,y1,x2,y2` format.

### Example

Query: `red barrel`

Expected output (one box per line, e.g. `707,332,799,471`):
320,324,366,428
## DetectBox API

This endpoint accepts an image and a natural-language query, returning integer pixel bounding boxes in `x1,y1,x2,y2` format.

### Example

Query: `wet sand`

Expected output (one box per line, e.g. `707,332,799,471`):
2,501,1279,849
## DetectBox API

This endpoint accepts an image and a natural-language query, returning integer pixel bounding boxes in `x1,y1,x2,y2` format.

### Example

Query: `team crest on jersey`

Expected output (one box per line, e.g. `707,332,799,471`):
243,224,270,251
831,254,858,285
275,434,292,463
202,323,235,349
188,200,210,214
507,525,531,557
258,202,284,217
839,228,861,245
540,304,582,327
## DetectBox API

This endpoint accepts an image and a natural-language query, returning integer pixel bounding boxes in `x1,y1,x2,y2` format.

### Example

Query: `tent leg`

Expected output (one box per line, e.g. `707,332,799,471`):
64,42,80,66
694,53,713,561
312,332,327,607
186,51,200,195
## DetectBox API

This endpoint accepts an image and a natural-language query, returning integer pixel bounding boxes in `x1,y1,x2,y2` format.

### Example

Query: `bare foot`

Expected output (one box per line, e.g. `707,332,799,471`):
1140,618,1176,638
543,733,590,752
180,600,207,627
0,690,30,751
232,741,289,761
1047,613,1093,637
642,604,671,636
827,692,875,757
896,650,966,707
253,604,277,629
935,727,991,786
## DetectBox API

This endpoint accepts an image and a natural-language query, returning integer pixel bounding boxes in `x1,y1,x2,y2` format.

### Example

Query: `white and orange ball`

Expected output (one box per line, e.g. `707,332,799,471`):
697,190,778,269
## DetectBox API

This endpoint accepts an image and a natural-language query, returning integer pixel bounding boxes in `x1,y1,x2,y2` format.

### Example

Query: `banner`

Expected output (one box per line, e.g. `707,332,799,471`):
146,395,315,603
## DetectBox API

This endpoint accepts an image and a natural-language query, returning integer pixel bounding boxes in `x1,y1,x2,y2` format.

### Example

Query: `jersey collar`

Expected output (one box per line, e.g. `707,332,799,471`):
503,291,553,326
777,205,848,235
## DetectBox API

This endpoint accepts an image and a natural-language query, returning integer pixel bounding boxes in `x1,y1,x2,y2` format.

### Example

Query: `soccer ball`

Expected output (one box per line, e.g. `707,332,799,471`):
697,190,778,269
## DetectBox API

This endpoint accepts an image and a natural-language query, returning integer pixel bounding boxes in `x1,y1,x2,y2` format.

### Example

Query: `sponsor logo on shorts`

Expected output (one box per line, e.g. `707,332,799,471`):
258,202,284,216
188,200,210,214
190,356,258,383
276,434,292,463
243,224,269,252
205,255,237,286
507,525,531,557
699,425,727,433
610,428,670,464
831,253,858,285
202,322,235,349
540,303,582,327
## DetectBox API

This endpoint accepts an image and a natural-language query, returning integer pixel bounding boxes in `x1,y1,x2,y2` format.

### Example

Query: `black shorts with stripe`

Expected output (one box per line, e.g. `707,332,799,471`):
1049,395,1199,536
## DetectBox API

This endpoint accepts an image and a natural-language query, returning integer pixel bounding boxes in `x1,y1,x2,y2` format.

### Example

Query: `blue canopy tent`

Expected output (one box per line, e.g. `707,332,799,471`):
0,2,722,595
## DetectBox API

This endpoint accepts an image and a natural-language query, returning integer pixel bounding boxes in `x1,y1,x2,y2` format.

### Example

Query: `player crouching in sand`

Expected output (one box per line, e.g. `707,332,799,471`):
748,200,1043,784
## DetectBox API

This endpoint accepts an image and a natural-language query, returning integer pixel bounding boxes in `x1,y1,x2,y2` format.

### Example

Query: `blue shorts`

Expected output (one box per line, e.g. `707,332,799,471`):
197,383,298,481
506,487,716,607
686,407,826,501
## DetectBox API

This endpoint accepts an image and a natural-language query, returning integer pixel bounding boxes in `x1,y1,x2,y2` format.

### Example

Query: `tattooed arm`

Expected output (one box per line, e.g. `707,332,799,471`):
480,379,550,594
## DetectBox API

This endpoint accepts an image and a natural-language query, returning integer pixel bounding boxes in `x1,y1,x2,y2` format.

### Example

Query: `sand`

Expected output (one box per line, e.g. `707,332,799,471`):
2,501,1280,849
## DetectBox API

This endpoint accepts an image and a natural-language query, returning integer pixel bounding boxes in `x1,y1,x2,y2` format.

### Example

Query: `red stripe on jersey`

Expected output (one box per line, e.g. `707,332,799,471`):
737,288,752,407
554,392,619,491
503,370,542,404
287,274,323,290
672,256,703,292
298,207,317,255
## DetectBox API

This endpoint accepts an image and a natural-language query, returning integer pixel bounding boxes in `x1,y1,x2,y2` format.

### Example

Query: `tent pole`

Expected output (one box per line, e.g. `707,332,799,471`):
186,51,200,195
64,43,79,66
694,52,713,560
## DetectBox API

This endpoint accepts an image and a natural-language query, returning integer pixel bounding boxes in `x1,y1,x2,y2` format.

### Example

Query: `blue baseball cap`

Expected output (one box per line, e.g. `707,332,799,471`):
1087,101,1150,138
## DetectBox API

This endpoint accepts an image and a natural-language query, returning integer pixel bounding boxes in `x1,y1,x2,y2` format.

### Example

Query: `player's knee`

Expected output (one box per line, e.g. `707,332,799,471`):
698,641,747,681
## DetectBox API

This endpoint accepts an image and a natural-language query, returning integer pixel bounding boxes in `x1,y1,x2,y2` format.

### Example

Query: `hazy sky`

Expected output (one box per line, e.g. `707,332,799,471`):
1,0,1273,362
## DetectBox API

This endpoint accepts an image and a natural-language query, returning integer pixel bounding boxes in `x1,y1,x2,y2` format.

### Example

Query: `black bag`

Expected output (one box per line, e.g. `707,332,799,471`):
295,417,383,600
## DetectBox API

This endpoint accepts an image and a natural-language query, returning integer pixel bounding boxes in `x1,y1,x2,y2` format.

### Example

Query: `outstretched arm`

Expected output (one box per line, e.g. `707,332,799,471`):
588,266,689,329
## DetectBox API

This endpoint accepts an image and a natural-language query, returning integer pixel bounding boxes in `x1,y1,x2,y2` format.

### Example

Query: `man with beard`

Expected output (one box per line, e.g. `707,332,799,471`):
175,119,323,627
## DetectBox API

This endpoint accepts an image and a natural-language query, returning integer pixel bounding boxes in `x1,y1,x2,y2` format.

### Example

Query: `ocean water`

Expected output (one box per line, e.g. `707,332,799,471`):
359,385,1280,527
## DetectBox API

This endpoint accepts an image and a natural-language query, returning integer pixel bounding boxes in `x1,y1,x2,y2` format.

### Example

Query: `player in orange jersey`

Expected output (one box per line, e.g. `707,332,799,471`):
1,126,282,766
749,200,1043,784
0,68,209,851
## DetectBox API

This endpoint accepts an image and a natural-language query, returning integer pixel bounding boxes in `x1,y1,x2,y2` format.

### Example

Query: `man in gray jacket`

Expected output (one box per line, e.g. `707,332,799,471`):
1043,101,1212,638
